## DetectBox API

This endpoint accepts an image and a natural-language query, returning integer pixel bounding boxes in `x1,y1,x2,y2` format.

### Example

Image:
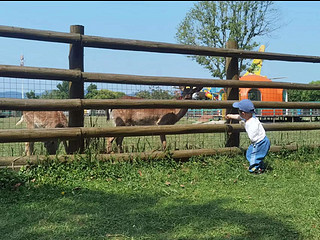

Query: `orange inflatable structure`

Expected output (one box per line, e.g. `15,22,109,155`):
197,45,286,117
239,75,284,115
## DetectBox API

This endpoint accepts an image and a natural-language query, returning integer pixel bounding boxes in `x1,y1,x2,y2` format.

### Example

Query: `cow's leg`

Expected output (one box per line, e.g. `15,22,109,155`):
25,142,34,156
106,137,115,153
115,136,124,153
160,135,167,150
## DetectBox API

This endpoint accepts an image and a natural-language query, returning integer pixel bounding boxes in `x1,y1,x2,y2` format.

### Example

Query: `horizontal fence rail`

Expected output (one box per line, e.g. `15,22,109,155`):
2,65,320,90
2,123,320,143
1,25,320,63
0,65,81,81
1,98,320,111
1,144,308,168
0,25,81,43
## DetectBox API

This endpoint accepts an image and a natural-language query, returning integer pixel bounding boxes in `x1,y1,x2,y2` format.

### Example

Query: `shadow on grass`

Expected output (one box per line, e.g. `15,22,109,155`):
0,185,299,240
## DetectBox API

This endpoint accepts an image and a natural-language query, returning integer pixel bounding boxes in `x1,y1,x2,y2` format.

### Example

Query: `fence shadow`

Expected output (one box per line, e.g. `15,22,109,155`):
1,185,299,239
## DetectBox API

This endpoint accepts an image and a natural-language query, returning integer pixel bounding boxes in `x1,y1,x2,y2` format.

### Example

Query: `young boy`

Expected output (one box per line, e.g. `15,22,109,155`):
225,99,270,173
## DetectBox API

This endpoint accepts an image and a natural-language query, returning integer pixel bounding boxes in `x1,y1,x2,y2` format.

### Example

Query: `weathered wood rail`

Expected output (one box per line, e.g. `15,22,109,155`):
1,144,309,170
1,98,320,111
1,65,320,90
1,123,320,143
1,25,320,62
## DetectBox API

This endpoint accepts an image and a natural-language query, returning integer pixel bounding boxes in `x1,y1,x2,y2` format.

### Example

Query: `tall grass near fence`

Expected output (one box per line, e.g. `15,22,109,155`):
2,114,320,157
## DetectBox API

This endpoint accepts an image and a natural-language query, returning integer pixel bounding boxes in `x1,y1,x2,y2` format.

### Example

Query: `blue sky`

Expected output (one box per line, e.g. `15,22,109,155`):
0,1,320,94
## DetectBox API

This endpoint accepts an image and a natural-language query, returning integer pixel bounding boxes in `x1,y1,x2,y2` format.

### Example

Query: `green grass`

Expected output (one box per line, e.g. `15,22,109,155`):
1,147,320,239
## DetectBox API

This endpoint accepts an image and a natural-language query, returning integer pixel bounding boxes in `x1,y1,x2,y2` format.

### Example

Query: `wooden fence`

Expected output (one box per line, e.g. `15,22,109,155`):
1,24,320,165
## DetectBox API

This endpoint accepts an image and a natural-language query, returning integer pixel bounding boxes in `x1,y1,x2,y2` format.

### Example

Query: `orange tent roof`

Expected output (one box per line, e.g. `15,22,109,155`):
239,74,284,115
240,74,270,82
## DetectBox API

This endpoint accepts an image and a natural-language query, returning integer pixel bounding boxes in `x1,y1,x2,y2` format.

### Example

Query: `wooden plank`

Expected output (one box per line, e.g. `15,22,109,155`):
1,65,320,90
0,144,308,167
2,98,320,110
81,35,320,63
0,98,80,110
1,123,320,143
0,128,81,143
0,65,80,80
0,25,80,43
1,25,320,63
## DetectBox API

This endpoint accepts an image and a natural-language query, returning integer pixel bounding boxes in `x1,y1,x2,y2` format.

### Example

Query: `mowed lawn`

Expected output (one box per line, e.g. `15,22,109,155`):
1,148,320,240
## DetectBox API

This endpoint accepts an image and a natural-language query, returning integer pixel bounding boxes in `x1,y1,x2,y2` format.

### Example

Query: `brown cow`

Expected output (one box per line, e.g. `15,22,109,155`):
16,111,68,156
107,86,202,153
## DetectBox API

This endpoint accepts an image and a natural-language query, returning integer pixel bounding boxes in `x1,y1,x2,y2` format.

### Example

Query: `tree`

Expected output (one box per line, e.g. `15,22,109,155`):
176,1,280,79
84,83,126,99
25,90,39,99
85,83,98,99
288,81,320,102
92,89,125,99
41,81,69,99
135,87,174,99
56,81,69,99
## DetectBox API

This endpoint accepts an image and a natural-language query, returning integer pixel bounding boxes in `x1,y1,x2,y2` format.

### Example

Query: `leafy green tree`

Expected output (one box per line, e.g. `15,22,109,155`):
93,89,125,99
84,83,126,99
136,87,174,99
305,81,320,101
40,90,57,99
176,1,280,78
56,81,69,99
25,90,39,99
41,81,69,99
85,84,98,99
288,81,320,102
135,90,151,99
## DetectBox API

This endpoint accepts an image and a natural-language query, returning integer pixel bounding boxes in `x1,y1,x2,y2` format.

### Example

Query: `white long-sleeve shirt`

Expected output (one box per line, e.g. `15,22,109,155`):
245,116,266,144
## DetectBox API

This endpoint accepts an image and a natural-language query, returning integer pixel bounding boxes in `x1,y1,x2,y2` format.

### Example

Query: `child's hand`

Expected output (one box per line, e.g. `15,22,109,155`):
225,114,241,120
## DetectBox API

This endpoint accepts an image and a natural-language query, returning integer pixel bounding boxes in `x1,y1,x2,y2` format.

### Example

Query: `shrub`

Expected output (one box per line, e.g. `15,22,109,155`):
0,168,26,190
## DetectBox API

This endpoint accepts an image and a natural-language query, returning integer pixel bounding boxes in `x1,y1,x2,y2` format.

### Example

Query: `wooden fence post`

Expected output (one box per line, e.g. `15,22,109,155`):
225,39,240,147
68,25,84,153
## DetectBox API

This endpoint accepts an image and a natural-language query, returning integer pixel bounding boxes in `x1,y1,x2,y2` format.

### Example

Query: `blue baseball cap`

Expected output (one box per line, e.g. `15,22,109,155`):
232,99,255,113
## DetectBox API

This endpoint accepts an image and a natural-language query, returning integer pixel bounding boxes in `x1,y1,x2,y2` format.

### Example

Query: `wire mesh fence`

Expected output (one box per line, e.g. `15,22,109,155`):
2,76,320,157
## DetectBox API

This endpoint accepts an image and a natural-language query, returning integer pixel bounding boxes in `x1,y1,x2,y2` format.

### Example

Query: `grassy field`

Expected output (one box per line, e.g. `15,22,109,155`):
1,147,320,239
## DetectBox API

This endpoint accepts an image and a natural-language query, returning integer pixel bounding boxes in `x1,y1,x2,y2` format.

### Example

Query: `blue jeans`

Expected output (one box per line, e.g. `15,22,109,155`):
246,136,270,172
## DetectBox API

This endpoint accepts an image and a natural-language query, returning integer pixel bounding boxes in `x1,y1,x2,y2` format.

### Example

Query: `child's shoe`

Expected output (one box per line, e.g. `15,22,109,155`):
249,167,265,174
